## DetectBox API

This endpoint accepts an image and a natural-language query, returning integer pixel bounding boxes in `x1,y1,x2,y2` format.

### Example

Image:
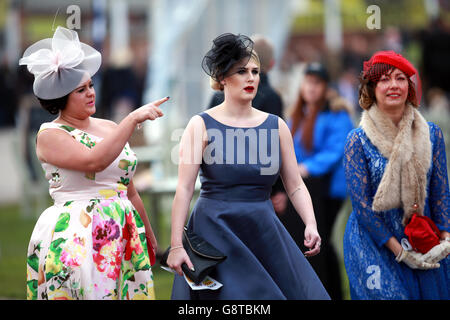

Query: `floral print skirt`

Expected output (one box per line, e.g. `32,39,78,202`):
26,197,155,300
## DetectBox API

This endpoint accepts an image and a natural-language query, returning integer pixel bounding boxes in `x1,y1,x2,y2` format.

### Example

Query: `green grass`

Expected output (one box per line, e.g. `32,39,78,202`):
0,201,351,300
0,203,174,299
0,204,35,299
153,266,174,300
332,199,352,300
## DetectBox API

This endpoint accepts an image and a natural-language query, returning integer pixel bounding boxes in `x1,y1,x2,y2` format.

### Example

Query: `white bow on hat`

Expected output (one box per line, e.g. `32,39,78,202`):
19,26,101,99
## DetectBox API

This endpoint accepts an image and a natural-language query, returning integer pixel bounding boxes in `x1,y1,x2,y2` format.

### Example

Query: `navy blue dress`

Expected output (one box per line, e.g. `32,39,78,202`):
171,112,330,300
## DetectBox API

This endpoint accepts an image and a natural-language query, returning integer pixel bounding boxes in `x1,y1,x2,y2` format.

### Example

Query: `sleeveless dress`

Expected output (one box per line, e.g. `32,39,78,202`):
26,122,155,300
171,112,330,300
343,123,449,300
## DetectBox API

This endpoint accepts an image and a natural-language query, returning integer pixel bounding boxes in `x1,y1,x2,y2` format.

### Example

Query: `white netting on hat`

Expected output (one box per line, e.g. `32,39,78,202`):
19,26,101,99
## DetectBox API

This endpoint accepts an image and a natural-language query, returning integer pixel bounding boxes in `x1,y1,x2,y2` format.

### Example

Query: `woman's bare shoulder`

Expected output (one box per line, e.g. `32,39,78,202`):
186,114,206,131
91,117,118,129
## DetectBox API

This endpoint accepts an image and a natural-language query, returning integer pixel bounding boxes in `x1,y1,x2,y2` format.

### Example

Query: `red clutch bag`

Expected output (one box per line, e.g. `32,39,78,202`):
404,214,441,254
147,239,156,266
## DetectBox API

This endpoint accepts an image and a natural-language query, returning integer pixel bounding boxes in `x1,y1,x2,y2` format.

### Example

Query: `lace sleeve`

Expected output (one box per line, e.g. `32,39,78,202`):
428,123,450,232
344,130,393,247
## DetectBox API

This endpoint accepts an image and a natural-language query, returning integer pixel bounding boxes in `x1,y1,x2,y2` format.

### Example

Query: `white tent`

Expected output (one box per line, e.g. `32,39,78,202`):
141,0,297,179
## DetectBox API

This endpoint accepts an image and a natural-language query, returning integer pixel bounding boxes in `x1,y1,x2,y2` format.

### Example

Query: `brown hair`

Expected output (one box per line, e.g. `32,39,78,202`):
290,86,326,152
358,67,418,110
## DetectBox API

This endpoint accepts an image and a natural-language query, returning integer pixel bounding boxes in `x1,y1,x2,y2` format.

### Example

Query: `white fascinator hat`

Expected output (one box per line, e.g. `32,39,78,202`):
19,26,101,100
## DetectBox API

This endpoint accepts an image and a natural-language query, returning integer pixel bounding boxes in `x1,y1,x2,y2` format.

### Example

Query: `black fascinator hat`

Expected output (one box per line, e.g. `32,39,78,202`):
202,33,255,81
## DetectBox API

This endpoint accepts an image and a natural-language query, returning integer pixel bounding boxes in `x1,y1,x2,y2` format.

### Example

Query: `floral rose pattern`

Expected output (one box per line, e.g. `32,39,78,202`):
26,123,154,300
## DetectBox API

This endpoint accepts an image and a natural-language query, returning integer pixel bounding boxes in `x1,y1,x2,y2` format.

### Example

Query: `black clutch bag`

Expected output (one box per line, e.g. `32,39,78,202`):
160,227,227,285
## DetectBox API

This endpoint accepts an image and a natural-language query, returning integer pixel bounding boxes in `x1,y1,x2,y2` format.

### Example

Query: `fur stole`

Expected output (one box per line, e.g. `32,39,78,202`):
360,103,431,225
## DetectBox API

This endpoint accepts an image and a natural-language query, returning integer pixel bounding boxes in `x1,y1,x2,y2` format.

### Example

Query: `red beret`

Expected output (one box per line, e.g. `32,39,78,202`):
363,50,422,106
364,50,417,77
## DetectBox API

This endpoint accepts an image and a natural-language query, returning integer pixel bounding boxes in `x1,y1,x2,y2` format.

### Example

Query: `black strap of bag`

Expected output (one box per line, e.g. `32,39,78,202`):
160,227,227,285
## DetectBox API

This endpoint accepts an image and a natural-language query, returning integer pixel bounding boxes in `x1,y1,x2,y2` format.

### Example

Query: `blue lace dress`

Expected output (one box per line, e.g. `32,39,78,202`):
171,112,330,300
343,122,449,300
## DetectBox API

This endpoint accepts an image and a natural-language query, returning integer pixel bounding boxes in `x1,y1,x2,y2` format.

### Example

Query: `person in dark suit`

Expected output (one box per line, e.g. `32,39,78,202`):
207,34,287,215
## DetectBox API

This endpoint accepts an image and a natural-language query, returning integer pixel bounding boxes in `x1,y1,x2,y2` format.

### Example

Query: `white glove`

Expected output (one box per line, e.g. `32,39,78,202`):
396,248,440,270
422,238,450,264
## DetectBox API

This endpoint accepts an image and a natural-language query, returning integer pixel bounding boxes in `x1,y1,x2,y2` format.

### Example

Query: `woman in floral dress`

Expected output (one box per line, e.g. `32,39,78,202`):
19,27,168,300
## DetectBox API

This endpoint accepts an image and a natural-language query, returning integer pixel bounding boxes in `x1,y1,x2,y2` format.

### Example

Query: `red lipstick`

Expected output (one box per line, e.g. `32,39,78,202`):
244,86,254,93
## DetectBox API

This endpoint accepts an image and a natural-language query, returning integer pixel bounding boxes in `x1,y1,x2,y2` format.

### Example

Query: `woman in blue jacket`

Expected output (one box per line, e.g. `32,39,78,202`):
281,63,354,300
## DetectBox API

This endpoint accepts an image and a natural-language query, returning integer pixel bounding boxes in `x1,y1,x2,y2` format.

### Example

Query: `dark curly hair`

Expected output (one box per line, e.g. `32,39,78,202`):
202,33,258,81
37,94,69,115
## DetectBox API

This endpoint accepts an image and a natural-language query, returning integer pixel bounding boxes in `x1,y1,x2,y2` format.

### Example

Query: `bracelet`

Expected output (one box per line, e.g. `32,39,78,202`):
169,245,184,251
290,186,301,197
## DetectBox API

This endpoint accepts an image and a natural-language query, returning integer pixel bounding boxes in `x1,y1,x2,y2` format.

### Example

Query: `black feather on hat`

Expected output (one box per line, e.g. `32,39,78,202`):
202,33,255,81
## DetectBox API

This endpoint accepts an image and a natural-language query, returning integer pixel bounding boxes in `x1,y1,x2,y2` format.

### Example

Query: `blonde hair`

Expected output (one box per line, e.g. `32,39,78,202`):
250,50,261,68
210,77,224,91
